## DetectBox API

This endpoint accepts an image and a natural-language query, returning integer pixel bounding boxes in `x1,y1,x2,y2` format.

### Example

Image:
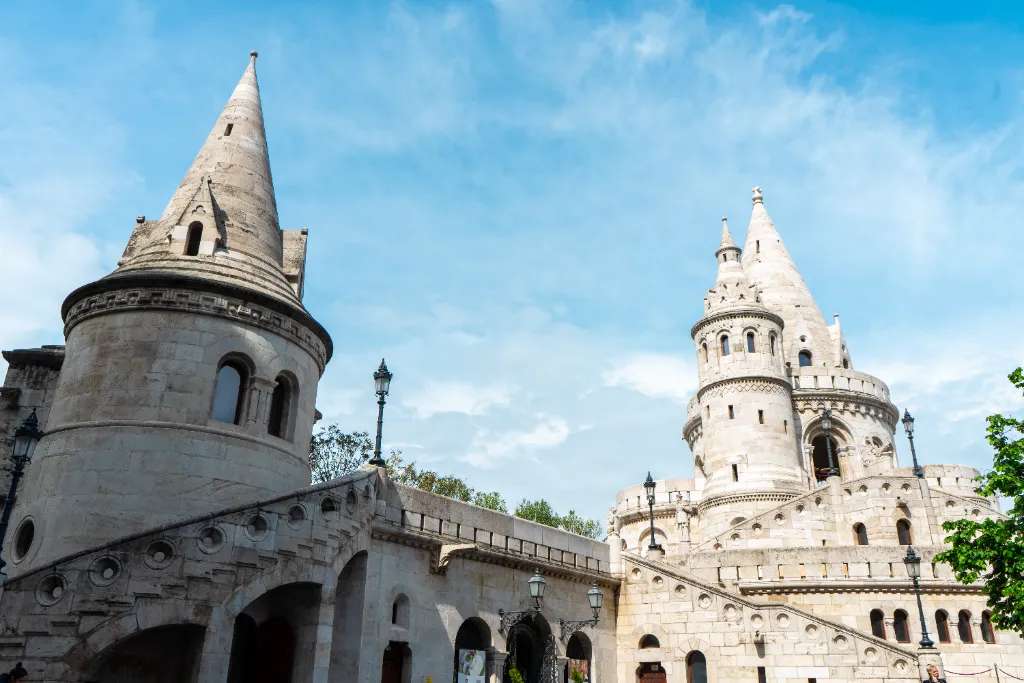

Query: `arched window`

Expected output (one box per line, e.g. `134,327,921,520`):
893,609,910,642
896,519,913,545
720,335,730,356
686,650,707,683
870,609,886,639
798,350,813,367
185,221,203,256
701,343,708,363
936,610,950,643
811,434,839,482
638,634,660,649
453,617,491,678
853,523,869,545
267,374,296,439
981,611,996,643
391,594,409,628
746,332,756,353
842,358,850,369
769,333,777,356
211,360,248,424
958,610,973,643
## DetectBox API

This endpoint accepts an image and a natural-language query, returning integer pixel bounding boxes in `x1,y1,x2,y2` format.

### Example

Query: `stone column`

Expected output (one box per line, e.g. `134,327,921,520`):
487,650,507,683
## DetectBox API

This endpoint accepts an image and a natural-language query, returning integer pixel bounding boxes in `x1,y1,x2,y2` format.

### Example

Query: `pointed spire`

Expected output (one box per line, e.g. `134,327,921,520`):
113,53,303,306
719,216,737,250
741,186,836,366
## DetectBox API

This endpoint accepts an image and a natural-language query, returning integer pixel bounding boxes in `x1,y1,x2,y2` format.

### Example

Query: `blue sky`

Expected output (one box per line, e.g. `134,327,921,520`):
2,1,1022,524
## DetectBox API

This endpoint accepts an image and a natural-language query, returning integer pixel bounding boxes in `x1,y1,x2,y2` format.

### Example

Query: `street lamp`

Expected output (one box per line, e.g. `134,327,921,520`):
0,410,43,577
903,545,935,649
559,582,604,643
369,359,392,467
498,570,605,643
902,410,924,478
643,472,662,551
820,407,839,479
528,568,546,610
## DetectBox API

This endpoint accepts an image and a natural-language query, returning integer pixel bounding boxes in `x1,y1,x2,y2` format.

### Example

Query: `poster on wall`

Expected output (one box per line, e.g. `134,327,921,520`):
456,649,486,683
568,659,590,682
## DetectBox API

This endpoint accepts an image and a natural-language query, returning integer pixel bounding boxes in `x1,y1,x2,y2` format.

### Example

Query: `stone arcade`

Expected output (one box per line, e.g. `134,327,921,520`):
0,55,1021,683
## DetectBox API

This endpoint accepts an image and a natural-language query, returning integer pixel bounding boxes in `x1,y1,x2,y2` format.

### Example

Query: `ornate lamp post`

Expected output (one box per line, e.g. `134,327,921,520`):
368,359,392,467
559,583,604,643
820,407,839,479
0,410,43,577
498,569,604,643
903,545,935,649
902,410,925,478
643,472,662,551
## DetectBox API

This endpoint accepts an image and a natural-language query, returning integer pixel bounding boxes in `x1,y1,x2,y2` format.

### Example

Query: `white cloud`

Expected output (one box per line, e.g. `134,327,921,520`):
464,414,571,468
404,381,514,419
602,353,695,405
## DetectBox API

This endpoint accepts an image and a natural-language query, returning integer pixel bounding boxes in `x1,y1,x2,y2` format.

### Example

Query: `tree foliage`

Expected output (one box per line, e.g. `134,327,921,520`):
309,426,602,536
935,368,1024,636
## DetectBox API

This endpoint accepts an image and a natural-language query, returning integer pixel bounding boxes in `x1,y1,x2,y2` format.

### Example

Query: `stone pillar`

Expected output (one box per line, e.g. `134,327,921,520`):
556,655,569,681
487,650,507,683
311,583,338,683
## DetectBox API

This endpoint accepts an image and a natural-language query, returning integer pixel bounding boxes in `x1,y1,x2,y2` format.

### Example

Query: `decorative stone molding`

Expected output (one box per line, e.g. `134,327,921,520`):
690,308,785,340
696,490,800,515
697,375,791,402
62,272,332,370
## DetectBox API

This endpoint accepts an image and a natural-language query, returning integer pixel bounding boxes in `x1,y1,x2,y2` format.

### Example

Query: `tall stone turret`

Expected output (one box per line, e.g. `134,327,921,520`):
690,217,804,539
8,54,332,572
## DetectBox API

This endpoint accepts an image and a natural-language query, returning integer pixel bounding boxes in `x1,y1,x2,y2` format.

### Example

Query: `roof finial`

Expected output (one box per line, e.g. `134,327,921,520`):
250,50,258,62
752,186,764,205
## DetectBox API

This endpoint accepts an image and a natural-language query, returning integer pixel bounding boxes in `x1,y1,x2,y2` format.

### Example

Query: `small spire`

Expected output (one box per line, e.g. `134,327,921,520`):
719,216,737,249
752,186,764,204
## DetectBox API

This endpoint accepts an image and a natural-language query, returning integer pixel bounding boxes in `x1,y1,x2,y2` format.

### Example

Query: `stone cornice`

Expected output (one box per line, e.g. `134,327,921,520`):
61,271,333,370
1,347,65,370
690,307,784,340
736,578,984,596
793,389,898,426
696,375,791,403
617,506,679,527
697,490,801,514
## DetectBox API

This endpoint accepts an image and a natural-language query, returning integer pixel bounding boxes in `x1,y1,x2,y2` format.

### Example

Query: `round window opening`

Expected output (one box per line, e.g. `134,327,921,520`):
288,505,307,525
146,540,175,568
246,514,269,540
14,519,35,560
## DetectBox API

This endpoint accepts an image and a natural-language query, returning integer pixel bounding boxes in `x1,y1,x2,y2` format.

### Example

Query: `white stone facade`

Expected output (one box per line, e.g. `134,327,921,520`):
0,55,1021,683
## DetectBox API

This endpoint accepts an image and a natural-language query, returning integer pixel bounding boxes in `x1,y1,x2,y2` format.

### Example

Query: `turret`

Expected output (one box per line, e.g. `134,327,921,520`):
7,54,332,572
690,217,804,539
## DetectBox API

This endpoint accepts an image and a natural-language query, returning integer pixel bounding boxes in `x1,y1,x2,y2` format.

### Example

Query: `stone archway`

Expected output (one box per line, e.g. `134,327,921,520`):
83,624,205,683
564,631,591,682
504,613,557,683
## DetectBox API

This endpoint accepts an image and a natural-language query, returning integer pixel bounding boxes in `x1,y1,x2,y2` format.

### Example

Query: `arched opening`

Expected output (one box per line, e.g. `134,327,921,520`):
893,609,910,642
936,610,951,643
811,434,839,482
981,611,996,643
329,552,367,681
454,617,491,682
637,663,667,683
564,631,591,683
88,624,205,682
769,333,777,356
720,335,730,356
870,609,886,639
226,582,321,683
212,358,248,424
685,650,707,683
381,641,412,683
185,222,203,256
701,343,708,363
842,358,850,369
746,332,756,353
853,523,869,545
958,610,974,643
268,373,296,439
638,634,660,649
392,594,410,628
798,350,813,367
896,519,913,545
503,614,552,683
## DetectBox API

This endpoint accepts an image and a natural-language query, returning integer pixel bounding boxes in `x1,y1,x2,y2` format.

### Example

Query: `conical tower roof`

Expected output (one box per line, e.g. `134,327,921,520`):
741,187,834,367
111,52,302,306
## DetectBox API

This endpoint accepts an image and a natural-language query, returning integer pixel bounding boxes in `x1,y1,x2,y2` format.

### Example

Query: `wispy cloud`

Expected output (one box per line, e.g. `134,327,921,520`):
602,353,695,405
404,381,515,419
464,414,572,468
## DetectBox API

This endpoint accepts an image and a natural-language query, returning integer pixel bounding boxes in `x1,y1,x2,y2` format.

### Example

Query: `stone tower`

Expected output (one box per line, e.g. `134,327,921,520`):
689,213,804,539
9,53,332,572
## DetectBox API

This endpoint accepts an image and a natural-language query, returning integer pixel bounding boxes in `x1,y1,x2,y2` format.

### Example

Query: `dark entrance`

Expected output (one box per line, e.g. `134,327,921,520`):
87,624,205,683
503,614,555,683
227,615,296,683
564,631,592,682
382,641,411,683
811,435,839,481
636,663,667,683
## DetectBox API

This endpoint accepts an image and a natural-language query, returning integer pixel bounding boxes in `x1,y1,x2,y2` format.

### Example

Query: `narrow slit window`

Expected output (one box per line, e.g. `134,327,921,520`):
746,332,756,353
720,335,730,356
756,240,760,253
732,464,739,482
728,405,734,419
783,419,788,433
224,123,234,136
758,409,764,424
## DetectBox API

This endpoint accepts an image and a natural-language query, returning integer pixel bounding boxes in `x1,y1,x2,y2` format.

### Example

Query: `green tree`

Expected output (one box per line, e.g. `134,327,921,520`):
473,491,508,513
936,368,1024,636
559,509,602,539
514,499,562,527
308,427,374,483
